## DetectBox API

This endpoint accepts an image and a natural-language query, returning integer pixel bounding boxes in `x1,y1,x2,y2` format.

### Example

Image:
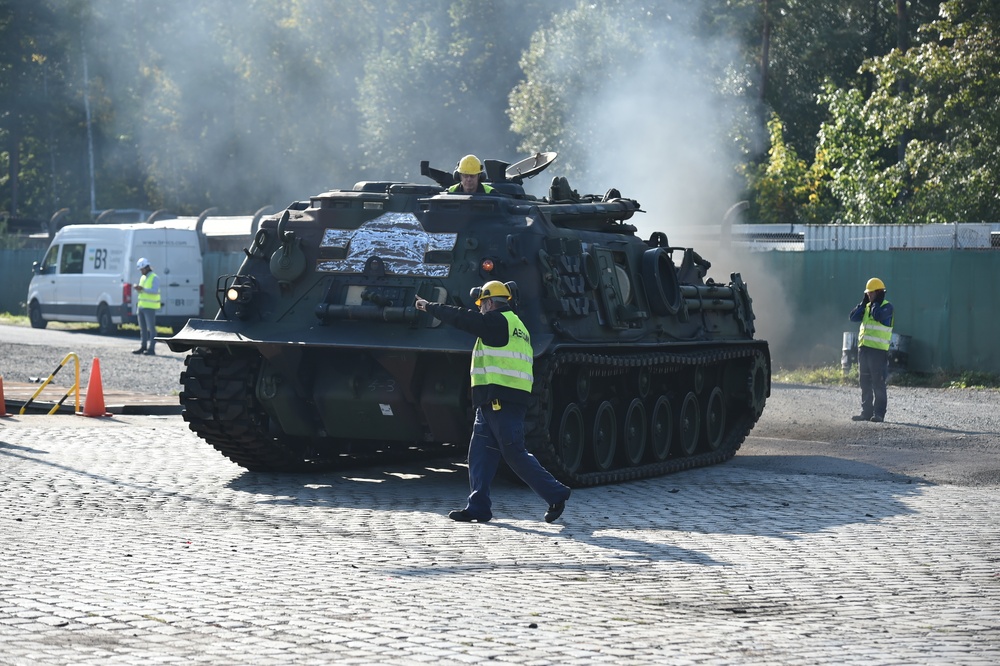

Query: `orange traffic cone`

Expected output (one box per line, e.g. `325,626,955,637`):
81,358,112,418
0,375,9,417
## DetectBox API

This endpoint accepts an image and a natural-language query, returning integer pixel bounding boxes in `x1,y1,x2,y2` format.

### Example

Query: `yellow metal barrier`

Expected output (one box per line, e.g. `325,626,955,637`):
19,352,81,415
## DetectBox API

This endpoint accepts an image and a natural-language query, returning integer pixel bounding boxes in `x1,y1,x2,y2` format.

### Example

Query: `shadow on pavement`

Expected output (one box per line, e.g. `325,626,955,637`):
222,451,927,559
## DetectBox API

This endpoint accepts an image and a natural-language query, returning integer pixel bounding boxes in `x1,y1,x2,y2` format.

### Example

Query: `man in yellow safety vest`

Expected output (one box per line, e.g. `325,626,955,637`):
415,280,570,523
849,277,895,422
133,257,161,356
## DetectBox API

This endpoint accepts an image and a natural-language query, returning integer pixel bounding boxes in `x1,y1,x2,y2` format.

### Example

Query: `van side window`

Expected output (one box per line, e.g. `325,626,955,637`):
60,243,85,274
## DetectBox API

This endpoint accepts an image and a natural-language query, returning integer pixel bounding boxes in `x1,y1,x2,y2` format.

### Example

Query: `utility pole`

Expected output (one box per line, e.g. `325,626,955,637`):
896,1,910,167
82,37,97,217
760,0,771,102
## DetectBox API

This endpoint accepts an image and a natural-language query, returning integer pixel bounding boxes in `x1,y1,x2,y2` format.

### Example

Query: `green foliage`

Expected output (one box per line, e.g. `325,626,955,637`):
818,0,1000,224
357,15,453,177
743,114,837,224
816,83,901,225
0,0,90,218
945,371,1000,390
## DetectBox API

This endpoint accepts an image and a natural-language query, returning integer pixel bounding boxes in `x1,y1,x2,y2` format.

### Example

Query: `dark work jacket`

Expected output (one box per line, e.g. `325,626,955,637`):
423,302,533,407
849,299,894,327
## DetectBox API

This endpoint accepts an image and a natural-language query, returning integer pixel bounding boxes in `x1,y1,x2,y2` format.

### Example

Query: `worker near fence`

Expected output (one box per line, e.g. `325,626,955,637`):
447,154,494,194
849,277,894,422
414,280,570,523
133,257,161,356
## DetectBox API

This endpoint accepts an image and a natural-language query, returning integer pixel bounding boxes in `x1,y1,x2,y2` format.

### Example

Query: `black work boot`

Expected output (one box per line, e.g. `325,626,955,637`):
448,509,490,523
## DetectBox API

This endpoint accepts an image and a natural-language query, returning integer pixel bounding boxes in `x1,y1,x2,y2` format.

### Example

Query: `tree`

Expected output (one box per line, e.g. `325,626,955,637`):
356,0,457,179
818,0,1000,224
742,114,835,224
444,0,570,160
728,0,941,160
355,0,565,179
213,0,378,202
0,0,89,220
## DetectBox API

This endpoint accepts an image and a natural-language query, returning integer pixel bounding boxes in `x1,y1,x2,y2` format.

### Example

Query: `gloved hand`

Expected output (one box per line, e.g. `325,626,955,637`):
861,292,870,304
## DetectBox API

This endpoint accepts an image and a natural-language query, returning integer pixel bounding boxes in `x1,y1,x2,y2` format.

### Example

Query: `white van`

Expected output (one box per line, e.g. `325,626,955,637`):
26,223,204,334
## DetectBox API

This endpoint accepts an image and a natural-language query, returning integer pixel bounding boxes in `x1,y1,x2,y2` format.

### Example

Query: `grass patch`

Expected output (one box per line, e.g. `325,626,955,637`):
774,364,1000,389
0,312,171,335
936,371,1000,390
772,365,853,385
0,312,100,331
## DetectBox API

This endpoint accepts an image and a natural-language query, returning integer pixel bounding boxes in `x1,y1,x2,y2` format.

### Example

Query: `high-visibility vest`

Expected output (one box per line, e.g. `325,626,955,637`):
138,272,161,310
448,183,494,193
859,300,893,350
470,311,533,393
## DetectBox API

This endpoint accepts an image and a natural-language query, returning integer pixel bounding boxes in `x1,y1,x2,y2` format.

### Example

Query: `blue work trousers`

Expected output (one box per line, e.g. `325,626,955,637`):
858,345,889,419
137,308,157,352
464,402,570,520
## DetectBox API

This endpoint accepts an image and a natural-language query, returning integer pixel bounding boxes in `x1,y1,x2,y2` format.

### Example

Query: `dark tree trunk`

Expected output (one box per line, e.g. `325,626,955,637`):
760,0,771,102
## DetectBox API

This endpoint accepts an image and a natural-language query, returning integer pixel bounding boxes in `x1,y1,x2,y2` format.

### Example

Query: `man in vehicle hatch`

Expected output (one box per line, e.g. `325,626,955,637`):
414,281,570,523
447,154,494,194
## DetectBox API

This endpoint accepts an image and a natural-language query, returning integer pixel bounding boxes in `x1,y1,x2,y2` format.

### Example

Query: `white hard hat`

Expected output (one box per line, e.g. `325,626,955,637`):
136,257,150,269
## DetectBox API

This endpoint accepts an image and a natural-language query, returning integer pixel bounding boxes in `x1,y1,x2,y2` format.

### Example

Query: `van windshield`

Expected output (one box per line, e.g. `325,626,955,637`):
42,246,59,272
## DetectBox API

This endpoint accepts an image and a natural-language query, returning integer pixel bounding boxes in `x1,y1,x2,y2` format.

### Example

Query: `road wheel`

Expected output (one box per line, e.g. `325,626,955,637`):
678,392,700,456
556,403,586,474
649,395,672,461
622,398,647,466
29,301,47,329
591,400,617,472
97,304,116,335
704,387,726,451
748,353,770,419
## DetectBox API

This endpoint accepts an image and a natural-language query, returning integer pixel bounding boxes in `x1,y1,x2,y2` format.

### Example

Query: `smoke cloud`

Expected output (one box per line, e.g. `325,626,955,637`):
558,7,796,364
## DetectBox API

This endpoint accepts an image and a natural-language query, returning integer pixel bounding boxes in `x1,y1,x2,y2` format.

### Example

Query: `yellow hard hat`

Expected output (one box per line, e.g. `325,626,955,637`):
865,277,886,292
456,154,484,176
475,280,511,306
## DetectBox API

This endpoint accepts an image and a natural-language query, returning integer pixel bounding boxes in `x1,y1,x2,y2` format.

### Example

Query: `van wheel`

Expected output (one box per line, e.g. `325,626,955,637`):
29,301,48,329
96,304,116,335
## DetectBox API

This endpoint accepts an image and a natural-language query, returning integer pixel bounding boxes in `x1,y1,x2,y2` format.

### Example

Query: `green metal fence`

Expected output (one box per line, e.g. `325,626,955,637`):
1,248,46,316
738,250,1000,374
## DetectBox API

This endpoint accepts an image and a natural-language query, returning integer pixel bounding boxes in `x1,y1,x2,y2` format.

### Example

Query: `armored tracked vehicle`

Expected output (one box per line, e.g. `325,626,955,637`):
166,153,770,486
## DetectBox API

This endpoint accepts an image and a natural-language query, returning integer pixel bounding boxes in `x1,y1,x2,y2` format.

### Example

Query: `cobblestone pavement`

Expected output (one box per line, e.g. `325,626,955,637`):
1,414,999,665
